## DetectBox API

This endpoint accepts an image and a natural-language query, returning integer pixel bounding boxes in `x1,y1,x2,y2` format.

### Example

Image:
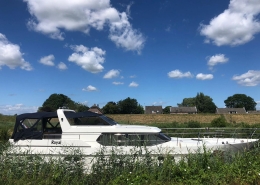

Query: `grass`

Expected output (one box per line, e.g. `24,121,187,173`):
0,142,260,185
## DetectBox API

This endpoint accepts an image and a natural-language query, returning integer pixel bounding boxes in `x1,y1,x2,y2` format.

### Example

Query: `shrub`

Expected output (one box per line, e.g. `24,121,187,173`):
186,121,201,128
0,126,11,142
211,115,227,127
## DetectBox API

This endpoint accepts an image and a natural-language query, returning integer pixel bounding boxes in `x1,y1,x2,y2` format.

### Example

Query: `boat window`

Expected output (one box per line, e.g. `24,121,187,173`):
45,118,61,128
21,119,39,129
100,116,118,125
97,133,170,146
67,117,111,126
43,118,62,136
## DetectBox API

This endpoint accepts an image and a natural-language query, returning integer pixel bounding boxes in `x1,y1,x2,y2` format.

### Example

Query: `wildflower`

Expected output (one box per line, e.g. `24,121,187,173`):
208,166,210,170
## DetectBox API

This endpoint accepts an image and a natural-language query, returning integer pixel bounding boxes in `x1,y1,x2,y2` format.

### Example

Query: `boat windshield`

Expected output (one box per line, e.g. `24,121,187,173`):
67,115,117,126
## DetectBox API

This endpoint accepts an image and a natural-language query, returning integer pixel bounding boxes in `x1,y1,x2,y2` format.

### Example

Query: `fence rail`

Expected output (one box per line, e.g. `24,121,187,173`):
160,127,260,139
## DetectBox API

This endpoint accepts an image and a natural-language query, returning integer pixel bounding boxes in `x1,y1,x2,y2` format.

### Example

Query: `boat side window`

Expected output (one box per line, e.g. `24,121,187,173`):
21,118,38,129
43,118,62,139
97,133,170,146
20,118,43,132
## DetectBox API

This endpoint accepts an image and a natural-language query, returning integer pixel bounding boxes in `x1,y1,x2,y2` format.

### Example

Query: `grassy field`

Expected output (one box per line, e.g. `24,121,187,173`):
108,113,260,125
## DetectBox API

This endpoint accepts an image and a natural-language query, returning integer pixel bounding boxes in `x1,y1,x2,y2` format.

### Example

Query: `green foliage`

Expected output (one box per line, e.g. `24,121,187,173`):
75,103,89,112
1,143,260,185
102,98,144,114
178,97,196,107
39,93,77,112
117,97,144,114
195,92,217,113
224,94,257,111
178,92,217,113
102,101,119,114
0,126,11,142
163,106,171,114
186,121,201,128
211,115,227,127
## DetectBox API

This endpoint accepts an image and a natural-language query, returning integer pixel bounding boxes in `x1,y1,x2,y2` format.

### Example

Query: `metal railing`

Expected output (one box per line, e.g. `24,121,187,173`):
160,127,260,139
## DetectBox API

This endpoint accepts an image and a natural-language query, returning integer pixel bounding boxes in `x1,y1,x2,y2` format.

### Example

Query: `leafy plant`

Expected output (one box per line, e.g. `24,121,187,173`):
211,115,227,127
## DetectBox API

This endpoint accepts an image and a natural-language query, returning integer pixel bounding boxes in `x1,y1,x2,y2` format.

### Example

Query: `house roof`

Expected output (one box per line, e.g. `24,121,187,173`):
216,108,246,114
170,107,197,113
247,110,260,114
145,106,162,114
88,104,103,114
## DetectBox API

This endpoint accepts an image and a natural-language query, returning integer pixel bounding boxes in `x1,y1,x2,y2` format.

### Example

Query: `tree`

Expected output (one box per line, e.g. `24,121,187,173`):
178,92,217,113
177,98,196,107
163,106,171,114
75,103,89,112
195,92,217,113
38,93,76,112
117,97,144,114
102,101,119,114
224,94,256,111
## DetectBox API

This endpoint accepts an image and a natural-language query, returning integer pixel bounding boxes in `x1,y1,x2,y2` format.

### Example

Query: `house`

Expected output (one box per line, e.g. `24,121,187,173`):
247,110,260,114
215,108,246,114
88,104,103,114
145,106,163,114
170,107,197,114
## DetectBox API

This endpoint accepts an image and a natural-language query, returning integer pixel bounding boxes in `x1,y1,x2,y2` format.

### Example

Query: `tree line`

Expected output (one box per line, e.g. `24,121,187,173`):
39,93,257,114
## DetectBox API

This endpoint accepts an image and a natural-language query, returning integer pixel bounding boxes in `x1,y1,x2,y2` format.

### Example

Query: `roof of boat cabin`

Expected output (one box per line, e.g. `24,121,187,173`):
16,110,101,121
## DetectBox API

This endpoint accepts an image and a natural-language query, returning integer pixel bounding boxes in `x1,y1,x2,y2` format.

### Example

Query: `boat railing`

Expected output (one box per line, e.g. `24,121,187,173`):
160,127,260,139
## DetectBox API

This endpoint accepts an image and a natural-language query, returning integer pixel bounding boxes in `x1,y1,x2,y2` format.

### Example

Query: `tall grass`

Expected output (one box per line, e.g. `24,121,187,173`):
0,142,260,184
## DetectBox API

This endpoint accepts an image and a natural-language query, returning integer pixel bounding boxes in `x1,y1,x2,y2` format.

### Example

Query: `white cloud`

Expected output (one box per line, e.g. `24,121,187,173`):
103,69,120,79
207,54,229,69
24,0,145,53
168,69,193,78
113,81,124,85
82,85,98,91
57,62,67,70
0,104,38,115
68,45,105,73
130,75,136,78
200,0,260,46
129,81,138,87
153,101,164,106
108,12,145,54
0,33,32,71
196,73,214,80
232,70,260,86
39,54,55,66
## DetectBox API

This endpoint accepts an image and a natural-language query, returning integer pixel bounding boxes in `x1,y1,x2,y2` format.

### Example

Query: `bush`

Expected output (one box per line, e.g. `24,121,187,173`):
211,116,227,127
0,126,11,142
186,121,201,128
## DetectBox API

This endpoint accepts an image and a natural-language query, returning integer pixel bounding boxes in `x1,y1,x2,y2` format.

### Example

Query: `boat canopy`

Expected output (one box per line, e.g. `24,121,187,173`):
11,110,102,142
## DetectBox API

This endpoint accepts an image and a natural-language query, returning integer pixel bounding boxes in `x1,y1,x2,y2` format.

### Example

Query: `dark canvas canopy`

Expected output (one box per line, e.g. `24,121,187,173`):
11,111,101,142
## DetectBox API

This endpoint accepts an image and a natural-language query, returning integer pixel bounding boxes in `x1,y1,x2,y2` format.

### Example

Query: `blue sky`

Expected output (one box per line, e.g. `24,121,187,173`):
0,0,260,115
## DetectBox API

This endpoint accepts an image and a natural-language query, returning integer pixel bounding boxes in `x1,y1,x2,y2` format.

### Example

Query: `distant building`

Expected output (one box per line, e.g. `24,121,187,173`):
247,110,260,114
215,108,246,114
170,107,197,114
88,104,103,114
145,106,163,114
